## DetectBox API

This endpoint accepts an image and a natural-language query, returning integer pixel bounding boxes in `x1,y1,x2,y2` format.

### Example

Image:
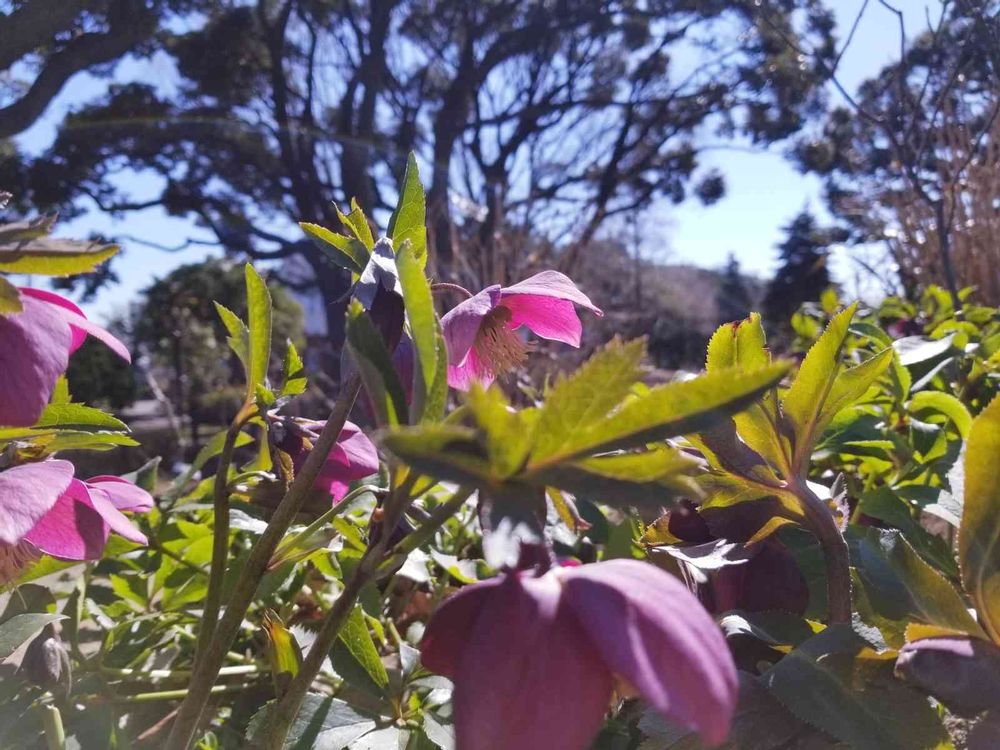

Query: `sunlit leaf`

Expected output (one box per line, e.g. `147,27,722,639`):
387,152,427,268
245,264,273,393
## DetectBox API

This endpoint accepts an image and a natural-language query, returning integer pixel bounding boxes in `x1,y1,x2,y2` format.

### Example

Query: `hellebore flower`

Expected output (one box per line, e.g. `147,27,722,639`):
0,460,152,584
274,418,380,502
421,559,737,749
441,271,603,390
895,636,1000,716
0,288,130,427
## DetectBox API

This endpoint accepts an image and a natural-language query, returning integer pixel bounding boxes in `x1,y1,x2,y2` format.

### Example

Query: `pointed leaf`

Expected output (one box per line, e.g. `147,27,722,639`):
346,300,408,426
387,152,427,267
396,239,438,421
300,222,368,274
338,200,375,249
215,302,250,374
281,339,307,397
245,264,273,392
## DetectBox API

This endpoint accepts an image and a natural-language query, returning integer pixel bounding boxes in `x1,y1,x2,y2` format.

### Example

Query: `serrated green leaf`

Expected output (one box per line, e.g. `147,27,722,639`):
529,363,791,468
0,277,21,313
464,386,536,478
337,200,375,249
346,300,408,426
281,339,307,397
850,527,984,638
531,338,645,464
121,456,160,493
262,610,302,698
246,693,377,749
332,604,389,696
396,239,438,421
909,391,972,439
387,152,427,267
380,424,491,485
857,488,958,577
299,222,368,274
0,613,65,659
761,625,951,750
36,403,128,432
215,301,250,374
44,431,139,451
0,230,119,276
959,395,1000,642
245,264,273,393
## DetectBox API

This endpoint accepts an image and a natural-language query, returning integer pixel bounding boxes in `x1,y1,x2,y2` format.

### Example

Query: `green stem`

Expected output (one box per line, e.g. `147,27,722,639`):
112,683,255,704
100,664,259,681
196,418,246,659
377,486,475,579
165,376,362,750
788,479,852,625
40,705,65,750
255,478,425,750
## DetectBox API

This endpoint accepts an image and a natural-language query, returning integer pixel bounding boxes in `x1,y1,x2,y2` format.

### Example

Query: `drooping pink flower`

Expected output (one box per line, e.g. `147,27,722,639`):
0,460,152,584
0,287,130,427
441,271,602,390
421,559,738,750
276,418,380,502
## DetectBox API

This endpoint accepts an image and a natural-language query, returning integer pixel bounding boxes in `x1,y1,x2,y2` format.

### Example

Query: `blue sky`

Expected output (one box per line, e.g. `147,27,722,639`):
14,0,936,323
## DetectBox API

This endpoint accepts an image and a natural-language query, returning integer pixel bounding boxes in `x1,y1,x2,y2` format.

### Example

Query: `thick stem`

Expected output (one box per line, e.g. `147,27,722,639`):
254,479,424,749
195,418,245,660
790,480,852,625
165,377,361,750
41,705,65,750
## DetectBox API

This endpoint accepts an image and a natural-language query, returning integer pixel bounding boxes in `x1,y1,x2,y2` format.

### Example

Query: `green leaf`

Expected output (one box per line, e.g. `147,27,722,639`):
280,339,307,397
959,395,1000,642
346,300,408,426
262,610,302,698
464,386,537,478
246,693,377,749
331,605,390,696
214,302,250,374
0,220,119,275
0,277,21,313
380,424,491,486
396,239,439,421
528,363,791,468
387,152,427,267
0,613,65,659
849,527,985,638
761,625,951,750
44,431,139,451
245,264,273,393
36,403,128,432
909,391,972,439
857,488,958,577
121,456,160,493
337,199,375,249
299,222,368,274
531,338,645,464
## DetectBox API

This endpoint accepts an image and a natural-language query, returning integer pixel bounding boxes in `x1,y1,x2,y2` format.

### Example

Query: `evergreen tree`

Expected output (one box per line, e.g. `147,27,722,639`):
716,253,754,324
764,210,840,325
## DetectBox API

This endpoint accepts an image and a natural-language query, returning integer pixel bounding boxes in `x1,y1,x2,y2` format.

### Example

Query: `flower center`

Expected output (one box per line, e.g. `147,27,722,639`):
0,541,40,587
473,306,530,378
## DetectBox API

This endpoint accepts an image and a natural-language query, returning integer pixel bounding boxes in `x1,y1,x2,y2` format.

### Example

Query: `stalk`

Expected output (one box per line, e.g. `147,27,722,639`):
40,705,65,750
165,377,361,750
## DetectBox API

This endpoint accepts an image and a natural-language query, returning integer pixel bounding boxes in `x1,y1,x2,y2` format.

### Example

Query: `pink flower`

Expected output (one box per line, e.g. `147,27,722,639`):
0,460,153,584
441,271,602,390
276,419,380,502
0,288,130,427
420,559,738,750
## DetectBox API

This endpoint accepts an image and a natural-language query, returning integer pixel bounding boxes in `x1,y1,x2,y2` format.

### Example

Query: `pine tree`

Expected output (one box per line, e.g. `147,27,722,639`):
716,253,754,324
763,210,838,325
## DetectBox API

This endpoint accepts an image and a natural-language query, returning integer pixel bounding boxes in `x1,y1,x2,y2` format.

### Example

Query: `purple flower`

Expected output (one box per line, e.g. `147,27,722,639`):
896,636,1000,716
420,559,738,749
0,288,130,427
275,419,380,502
441,271,602,390
0,460,152,584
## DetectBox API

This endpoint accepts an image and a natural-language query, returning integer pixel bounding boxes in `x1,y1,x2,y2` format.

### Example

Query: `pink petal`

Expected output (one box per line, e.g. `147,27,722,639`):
85,476,154,512
420,576,505,678
24,479,108,559
447,574,613,750
0,295,71,427
501,294,584,347
446,347,495,391
21,288,131,362
561,559,738,747
440,286,499,367
0,460,75,545
83,485,148,544
501,271,602,314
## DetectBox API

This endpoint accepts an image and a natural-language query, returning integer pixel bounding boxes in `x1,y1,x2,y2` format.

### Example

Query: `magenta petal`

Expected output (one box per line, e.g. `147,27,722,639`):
440,286,498,367
0,460,75,545
420,576,506,677
562,560,738,747
0,295,72,427
24,479,108,559
21,288,131,362
85,476,154,512
450,574,613,750
501,294,584,346
84,486,148,544
501,271,602,314
446,347,495,391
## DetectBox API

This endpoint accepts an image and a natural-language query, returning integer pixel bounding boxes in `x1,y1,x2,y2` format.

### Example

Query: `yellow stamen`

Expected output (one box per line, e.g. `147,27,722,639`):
473,306,530,379
0,541,40,587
